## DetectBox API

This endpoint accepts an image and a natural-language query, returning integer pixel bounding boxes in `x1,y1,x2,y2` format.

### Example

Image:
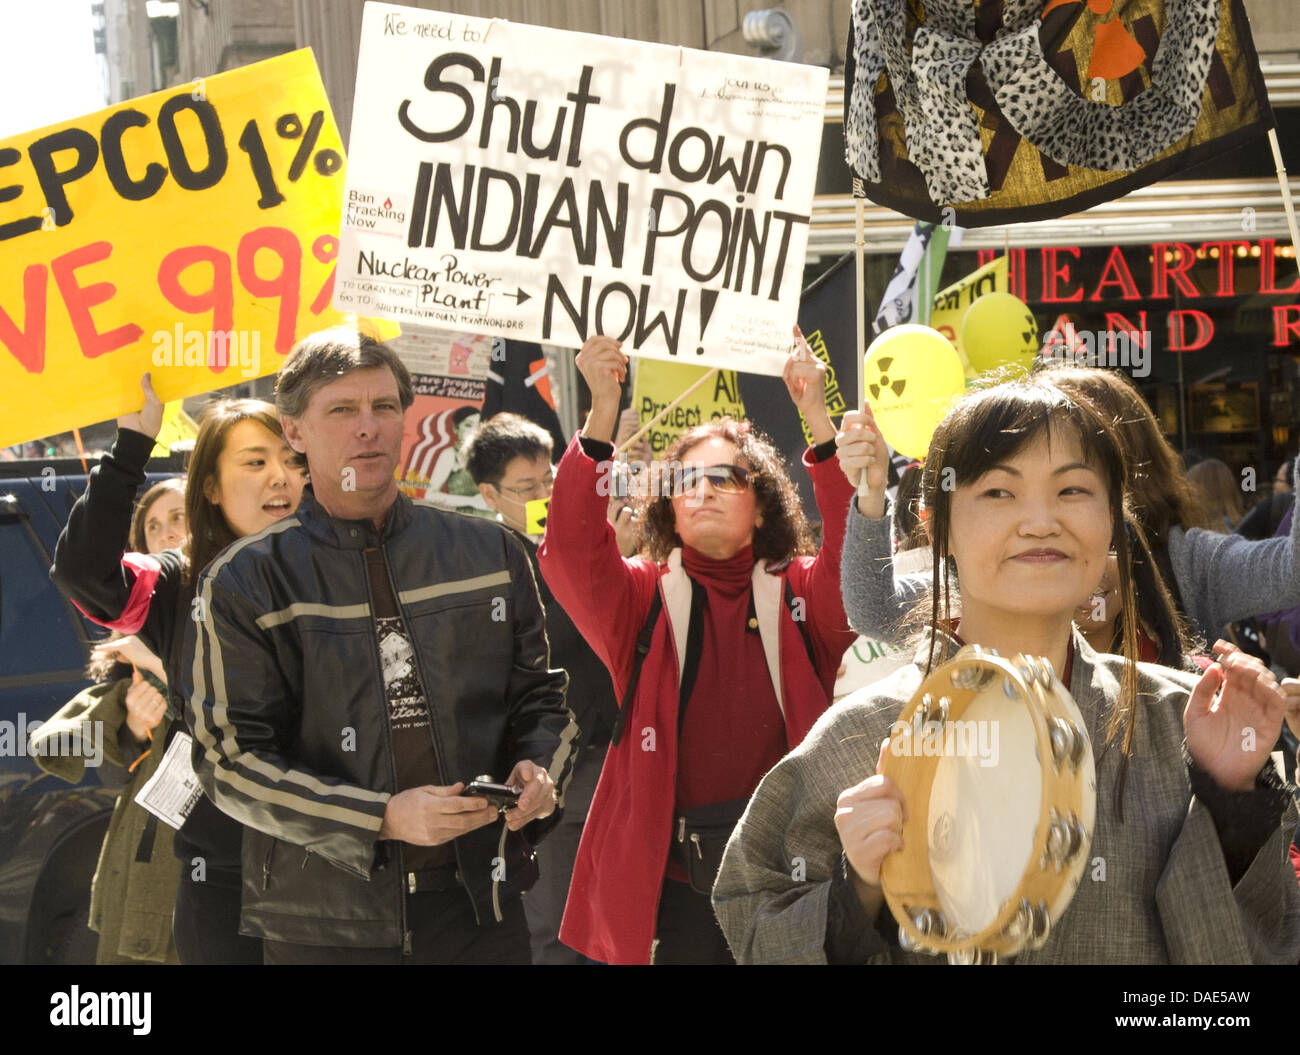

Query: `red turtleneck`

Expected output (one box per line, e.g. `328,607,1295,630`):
667,545,787,882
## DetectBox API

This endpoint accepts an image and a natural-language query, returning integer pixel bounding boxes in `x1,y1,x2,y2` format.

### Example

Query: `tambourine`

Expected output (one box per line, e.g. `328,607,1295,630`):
877,645,1097,963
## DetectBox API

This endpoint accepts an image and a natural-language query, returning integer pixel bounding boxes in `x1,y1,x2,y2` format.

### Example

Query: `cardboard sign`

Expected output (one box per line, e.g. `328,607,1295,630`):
632,360,745,456
0,50,365,449
335,3,828,376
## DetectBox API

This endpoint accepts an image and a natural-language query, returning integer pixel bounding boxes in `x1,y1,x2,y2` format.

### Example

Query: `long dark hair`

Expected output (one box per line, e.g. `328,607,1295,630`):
915,379,1184,809
1038,365,1213,619
641,418,814,564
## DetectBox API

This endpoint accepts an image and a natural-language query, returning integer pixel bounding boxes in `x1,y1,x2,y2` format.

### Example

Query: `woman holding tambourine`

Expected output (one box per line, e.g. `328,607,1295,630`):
712,379,1300,964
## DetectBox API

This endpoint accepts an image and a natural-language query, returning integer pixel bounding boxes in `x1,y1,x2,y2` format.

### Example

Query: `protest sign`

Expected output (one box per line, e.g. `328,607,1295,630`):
0,50,371,450
632,360,745,456
334,3,828,377
392,327,493,512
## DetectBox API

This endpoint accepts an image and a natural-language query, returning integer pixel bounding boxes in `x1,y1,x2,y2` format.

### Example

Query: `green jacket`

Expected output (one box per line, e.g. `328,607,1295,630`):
31,678,181,964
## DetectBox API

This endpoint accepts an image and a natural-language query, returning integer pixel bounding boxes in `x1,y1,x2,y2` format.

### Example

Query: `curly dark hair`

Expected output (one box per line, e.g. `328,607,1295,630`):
640,418,814,564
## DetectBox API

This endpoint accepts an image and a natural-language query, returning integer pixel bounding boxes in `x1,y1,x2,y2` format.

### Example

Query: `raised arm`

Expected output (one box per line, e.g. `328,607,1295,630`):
781,332,856,674
537,337,659,691
49,374,178,649
835,402,929,640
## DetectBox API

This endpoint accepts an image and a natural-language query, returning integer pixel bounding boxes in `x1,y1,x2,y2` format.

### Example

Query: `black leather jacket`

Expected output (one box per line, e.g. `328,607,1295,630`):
184,486,576,948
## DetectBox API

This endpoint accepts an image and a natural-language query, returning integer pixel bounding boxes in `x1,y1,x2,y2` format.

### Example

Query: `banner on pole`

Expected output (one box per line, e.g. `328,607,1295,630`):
334,3,829,376
0,50,376,450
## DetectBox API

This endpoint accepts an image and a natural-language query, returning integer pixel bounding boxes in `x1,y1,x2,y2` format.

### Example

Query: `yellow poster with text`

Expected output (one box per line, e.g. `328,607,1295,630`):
928,255,1008,376
0,49,393,449
632,360,746,456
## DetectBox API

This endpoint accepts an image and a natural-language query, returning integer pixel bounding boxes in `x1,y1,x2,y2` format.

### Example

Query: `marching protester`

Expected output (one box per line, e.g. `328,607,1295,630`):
31,479,186,964
464,412,618,964
537,332,856,965
184,328,577,965
839,365,1300,664
714,378,1300,963
49,377,307,964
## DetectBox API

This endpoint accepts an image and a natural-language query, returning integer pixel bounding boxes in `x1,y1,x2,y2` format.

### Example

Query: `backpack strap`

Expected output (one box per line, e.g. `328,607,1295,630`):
610,589,661,747
611,573,813,747
783,576,819,675
675,577,708,735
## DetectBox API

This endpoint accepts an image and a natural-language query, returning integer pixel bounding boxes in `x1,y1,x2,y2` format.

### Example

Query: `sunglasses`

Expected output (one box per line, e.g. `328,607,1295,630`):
670,464,757,496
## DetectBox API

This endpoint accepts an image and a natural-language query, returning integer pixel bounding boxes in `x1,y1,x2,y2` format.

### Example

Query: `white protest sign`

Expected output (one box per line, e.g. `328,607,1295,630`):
334,3,828,377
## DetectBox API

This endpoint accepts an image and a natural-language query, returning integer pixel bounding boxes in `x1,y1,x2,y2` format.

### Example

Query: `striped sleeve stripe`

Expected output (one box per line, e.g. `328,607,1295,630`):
256,602,372,629
398,570,511,605
548,711,581,808
189,518,390,819
200,744,384,830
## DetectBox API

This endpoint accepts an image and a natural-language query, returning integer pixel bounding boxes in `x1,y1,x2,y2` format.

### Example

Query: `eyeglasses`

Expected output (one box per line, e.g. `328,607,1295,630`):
669,464,757,496
494,472,555,500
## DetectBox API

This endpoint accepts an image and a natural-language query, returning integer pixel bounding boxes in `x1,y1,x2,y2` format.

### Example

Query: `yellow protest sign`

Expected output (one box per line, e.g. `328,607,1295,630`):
0,50,389,449
929,255,1008,376
632,361,745,456
150,401,199,458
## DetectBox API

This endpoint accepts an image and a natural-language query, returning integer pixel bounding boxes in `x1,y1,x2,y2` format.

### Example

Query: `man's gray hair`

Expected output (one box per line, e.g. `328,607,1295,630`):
275,327,414,419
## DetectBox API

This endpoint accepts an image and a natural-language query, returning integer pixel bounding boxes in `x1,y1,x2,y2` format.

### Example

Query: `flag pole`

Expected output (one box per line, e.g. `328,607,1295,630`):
1268,128,1300,282
854,183,869,498
618,367,719,452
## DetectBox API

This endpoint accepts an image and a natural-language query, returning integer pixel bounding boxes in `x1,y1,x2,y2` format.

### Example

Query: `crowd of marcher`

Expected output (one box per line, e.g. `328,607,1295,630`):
35,325,1300,964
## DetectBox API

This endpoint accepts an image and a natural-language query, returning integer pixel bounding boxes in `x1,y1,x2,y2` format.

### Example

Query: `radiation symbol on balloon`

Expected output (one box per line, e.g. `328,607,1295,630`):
961,293,1040,377
862,326,966,460
868,358,908,402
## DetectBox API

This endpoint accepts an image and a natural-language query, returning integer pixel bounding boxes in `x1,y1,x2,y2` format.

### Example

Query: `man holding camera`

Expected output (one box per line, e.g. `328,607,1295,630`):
185,328,576,964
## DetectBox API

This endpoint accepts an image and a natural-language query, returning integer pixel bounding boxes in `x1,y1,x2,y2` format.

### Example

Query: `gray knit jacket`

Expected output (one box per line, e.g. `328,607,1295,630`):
840,491,1300,644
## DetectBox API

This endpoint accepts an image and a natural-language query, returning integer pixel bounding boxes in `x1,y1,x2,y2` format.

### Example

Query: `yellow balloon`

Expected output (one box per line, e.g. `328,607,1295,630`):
961,292,1040,375
863,325,966,460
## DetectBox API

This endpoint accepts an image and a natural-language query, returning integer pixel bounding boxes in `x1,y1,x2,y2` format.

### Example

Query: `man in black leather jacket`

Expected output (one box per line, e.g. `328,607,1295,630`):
184,328,576,964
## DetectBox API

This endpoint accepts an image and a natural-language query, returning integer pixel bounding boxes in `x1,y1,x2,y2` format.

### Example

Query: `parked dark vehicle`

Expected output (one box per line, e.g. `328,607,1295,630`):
0,453,185,964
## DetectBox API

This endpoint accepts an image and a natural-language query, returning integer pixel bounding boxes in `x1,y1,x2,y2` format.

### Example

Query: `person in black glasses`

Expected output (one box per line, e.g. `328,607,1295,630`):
536,333,857,965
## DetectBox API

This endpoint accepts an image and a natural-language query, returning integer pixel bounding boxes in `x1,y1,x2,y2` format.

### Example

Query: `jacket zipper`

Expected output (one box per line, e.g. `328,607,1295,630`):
361,548,412,956
378,543,487,927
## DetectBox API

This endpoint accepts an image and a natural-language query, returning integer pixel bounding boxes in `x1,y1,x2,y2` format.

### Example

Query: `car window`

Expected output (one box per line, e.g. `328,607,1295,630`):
0,519,87,679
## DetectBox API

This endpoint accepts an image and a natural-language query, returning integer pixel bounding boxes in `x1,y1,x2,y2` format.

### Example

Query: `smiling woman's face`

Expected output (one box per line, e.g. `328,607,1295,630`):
947,429,1113,624
204,419,305,538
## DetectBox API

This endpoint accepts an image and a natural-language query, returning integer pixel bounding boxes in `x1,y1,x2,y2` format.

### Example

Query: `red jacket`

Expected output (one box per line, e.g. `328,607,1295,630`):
537,433,856,964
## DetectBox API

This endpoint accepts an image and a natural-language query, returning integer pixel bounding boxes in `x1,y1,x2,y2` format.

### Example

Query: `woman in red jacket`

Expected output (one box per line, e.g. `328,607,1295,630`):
537,334,856,964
